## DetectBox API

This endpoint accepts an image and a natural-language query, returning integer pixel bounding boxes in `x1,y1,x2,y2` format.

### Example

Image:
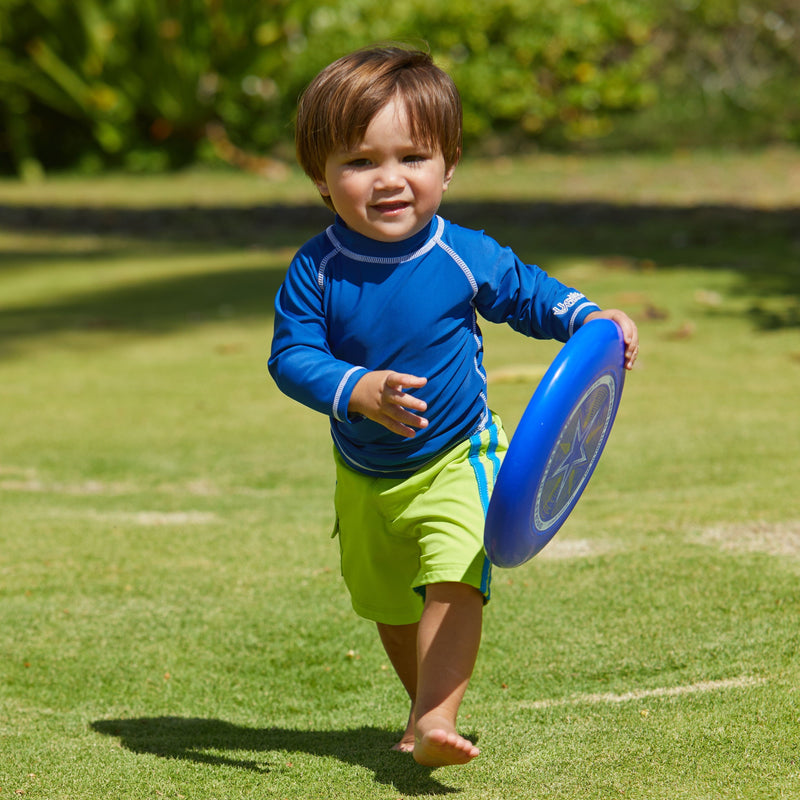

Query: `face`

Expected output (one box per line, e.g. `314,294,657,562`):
315,97,456,243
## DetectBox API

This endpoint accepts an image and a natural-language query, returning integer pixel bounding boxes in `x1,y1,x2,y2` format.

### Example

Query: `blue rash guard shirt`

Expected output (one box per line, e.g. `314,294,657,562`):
268,214,601,478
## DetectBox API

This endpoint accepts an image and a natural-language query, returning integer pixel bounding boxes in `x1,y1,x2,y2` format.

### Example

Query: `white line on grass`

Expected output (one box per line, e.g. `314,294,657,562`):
519,676,765,710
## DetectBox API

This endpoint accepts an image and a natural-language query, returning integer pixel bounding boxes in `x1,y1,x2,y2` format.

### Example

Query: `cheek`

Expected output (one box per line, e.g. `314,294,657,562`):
420,174,447,204
331,176,365,205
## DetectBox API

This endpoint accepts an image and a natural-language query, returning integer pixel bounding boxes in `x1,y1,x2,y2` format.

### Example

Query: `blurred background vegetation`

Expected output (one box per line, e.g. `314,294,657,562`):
1,0,798,180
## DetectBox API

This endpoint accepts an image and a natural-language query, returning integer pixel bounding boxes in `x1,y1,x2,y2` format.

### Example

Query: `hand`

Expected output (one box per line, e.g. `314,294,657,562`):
584,309,639,370
349,371,429,437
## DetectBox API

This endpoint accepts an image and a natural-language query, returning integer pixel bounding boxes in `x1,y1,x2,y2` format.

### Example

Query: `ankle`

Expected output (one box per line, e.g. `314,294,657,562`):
415,709,456,737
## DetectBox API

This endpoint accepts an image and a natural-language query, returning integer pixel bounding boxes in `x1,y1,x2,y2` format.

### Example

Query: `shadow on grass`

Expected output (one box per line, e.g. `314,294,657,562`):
0,264,287,332
0,202,328,250
91,717,463,796
1,200,798,353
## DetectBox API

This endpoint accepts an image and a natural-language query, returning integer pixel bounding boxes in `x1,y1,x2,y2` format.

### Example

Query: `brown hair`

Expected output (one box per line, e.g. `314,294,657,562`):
296,46,462,204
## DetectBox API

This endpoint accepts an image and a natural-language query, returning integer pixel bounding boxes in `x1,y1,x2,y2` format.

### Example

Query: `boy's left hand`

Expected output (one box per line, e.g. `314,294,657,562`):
584,310,639,370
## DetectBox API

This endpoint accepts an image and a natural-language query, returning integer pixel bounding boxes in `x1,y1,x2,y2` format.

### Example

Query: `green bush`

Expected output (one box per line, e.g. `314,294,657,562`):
0,0,312,177
614,0,800,150
0,0,797,178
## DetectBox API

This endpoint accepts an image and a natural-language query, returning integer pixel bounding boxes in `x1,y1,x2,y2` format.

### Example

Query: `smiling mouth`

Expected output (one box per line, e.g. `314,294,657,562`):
372,201,410,214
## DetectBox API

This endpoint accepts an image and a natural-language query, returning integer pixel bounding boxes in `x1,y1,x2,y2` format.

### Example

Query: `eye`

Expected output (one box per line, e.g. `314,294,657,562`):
403,154,428,164
345,158,371,168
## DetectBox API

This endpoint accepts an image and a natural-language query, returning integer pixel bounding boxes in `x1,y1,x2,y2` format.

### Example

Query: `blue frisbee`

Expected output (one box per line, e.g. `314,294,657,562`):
484,319,626,568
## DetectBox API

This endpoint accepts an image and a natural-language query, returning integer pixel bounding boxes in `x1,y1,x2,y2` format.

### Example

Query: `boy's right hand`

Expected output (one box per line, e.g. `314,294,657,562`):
348,371,429,438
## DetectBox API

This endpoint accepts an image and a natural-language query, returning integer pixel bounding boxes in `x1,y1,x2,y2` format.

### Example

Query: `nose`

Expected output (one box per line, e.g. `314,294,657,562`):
374,161,404,190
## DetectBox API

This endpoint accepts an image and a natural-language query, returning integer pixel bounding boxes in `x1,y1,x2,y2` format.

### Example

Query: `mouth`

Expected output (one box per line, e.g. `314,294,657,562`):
371,201,410,215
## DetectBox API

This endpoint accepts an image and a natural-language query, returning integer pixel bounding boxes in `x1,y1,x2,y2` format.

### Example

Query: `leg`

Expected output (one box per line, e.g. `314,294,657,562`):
413,581,483,767
376,621,418,752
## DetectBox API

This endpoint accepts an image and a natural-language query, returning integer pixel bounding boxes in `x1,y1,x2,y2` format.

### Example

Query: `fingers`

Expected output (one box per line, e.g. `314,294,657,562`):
385,373,428,411
380,408,429,438
386,372,427,393
620,320,639,371
624,340,639,371
586,310,639,371
614,317,639,370
349,371,429,438
381,373,428,436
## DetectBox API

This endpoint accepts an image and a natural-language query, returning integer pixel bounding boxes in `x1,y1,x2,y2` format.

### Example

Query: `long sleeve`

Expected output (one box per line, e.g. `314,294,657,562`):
456,227,600,341
268,246,368,423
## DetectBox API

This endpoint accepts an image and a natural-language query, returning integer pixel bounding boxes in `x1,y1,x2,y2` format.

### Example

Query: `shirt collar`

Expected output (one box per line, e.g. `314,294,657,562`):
329,215,440,260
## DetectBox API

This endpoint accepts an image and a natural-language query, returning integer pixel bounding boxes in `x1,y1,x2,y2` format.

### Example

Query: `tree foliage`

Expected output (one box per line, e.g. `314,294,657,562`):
0,0,797,178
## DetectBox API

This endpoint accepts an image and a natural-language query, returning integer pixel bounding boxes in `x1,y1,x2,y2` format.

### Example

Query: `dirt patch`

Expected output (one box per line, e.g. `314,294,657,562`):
84,510,218,526
698,521,800,558
535,537,612,561
0,477,136,495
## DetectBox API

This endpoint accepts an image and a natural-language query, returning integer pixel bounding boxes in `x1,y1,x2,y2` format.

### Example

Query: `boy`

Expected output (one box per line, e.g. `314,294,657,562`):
268,46,638,767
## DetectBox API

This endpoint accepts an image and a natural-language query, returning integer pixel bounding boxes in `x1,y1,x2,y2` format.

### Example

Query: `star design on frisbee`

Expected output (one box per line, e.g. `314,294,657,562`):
548,414,591,507
539,385,611,519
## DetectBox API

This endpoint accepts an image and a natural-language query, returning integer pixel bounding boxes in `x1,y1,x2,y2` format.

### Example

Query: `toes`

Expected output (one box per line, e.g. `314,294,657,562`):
412,729,479,767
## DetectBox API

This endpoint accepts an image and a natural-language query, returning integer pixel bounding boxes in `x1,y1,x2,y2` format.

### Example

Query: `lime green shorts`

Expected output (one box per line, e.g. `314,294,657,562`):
332,414,507,625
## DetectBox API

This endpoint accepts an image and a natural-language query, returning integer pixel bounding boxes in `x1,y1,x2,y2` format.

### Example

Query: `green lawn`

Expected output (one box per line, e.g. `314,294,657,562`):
1,151,799,799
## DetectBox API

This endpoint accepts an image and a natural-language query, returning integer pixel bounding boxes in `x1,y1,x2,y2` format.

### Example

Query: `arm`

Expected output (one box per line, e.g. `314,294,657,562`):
468,232,601,341
583,309,639,370
268,253,368,421
269,253,431,435
465,230,638,365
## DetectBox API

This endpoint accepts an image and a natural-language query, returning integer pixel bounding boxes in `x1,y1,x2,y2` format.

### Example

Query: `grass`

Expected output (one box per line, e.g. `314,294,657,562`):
1,150,799,799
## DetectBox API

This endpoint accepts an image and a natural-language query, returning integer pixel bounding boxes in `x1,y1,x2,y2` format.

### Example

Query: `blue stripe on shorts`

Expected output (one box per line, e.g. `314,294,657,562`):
468,418,502,599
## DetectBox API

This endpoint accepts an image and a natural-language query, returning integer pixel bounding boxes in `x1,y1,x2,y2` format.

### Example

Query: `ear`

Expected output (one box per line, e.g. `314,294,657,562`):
442,163,457,192
315,179,330,197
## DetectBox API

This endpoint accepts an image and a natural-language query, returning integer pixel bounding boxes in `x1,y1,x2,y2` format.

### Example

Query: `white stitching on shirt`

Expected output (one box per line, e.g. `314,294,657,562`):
324,217,445,265
436,239,478,297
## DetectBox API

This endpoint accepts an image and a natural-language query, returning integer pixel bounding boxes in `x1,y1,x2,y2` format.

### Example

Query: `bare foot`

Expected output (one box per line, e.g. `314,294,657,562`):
392,734,415,753
413,727,480,767
391,705,415,753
